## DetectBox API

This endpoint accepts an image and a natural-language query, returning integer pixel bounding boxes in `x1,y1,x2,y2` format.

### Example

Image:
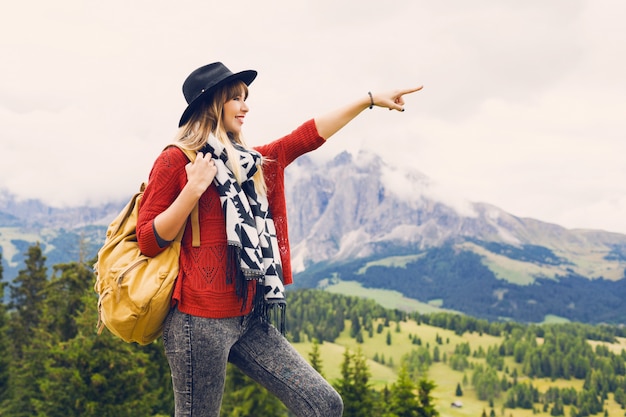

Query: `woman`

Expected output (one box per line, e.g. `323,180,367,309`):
137,62,422,417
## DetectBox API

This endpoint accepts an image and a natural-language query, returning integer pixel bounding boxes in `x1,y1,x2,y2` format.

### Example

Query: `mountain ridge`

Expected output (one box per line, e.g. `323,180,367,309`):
1,150,625,323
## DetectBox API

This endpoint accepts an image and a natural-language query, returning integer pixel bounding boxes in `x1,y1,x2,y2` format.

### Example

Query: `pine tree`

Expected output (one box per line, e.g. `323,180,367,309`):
386,365,421,417
44,261,94,341
336,349,354,409
335,348,374,417
8,243,48,358
2,326,47,416
455,382,463,396
309,338,325,377
417,378,439,417
3,244,49,416
377,322,384,334
352,348,373,414
350,313,361,338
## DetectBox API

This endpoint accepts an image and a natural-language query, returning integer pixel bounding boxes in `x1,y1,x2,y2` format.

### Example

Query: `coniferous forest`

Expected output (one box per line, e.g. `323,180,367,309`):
2,244,626,416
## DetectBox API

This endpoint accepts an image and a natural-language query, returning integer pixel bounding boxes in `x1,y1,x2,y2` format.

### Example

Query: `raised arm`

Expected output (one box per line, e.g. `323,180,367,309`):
313,86,423,140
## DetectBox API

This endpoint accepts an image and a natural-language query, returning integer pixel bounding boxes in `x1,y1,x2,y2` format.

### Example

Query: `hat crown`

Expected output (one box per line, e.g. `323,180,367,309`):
183,62,231,105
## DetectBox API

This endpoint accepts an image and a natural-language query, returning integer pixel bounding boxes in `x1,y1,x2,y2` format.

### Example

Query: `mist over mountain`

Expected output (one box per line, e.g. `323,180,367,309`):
2,151,626,323
285,151,626,323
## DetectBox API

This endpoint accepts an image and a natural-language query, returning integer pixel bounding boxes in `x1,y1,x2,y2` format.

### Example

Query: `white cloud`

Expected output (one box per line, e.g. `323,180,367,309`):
379,162,477,218
0,0,625,235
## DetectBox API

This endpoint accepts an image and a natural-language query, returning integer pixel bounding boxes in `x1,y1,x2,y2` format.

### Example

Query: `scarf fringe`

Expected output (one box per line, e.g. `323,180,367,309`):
231,247,286,332
253,282,286,335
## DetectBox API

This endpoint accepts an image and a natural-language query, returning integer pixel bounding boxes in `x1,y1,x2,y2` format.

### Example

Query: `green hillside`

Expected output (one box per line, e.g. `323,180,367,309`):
294,244,626,324
324,279,456,314
293,317,626,417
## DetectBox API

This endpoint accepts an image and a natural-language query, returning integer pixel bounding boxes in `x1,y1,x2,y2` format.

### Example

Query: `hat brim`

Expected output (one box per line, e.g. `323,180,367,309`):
178,69,257,127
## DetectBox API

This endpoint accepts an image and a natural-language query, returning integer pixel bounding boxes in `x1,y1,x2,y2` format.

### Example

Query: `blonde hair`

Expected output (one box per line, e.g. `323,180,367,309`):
175,80,267,195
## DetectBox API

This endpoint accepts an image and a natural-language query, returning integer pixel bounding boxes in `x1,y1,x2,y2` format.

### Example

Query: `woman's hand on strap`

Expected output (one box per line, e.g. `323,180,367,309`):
185,152,217,197
153,152,217,241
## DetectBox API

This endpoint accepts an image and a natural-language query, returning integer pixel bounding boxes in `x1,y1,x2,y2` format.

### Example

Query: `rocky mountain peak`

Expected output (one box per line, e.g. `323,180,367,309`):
286,150,626,282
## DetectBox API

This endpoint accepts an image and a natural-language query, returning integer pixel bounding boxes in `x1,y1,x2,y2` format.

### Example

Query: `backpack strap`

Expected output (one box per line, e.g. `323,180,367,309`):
167,144,201,248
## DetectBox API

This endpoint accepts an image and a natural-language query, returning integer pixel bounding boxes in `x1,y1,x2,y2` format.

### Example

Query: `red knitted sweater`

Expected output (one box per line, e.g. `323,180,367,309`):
137,119,325,318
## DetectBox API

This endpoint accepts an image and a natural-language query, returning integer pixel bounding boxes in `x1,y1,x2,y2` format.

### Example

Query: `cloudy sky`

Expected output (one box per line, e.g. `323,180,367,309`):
1,0,625,234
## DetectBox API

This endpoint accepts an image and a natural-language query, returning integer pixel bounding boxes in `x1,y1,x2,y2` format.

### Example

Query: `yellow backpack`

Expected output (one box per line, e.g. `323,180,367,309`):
94,145,199,345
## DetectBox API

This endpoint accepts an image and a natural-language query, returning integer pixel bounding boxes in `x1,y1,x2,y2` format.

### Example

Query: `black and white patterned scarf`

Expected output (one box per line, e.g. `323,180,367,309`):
203,134,286,333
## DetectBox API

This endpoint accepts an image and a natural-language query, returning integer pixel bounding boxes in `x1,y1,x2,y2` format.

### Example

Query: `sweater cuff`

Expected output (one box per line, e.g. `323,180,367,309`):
153,220,173,248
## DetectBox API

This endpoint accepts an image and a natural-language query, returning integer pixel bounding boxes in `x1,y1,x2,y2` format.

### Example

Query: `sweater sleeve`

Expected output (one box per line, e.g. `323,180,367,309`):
137,147,188,257
255,119,326,285
254,119,325,167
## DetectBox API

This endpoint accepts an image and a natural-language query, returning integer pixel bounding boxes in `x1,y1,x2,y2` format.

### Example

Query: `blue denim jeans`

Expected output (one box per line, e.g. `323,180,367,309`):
162,308,343,417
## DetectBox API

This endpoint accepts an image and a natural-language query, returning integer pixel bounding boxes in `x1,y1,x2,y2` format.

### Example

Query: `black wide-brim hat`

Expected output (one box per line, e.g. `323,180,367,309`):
179,62,257,127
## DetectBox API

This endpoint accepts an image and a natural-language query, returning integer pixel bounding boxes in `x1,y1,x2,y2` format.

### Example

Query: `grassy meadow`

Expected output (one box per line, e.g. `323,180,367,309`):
324,280,456,314
292,281,626,416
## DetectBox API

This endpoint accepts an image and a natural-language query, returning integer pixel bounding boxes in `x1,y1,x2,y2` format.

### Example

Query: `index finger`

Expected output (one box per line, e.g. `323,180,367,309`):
401,86,424,95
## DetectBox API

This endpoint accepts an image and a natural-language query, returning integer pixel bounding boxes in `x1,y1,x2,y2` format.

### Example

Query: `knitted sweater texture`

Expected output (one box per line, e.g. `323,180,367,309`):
137,119,325,318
